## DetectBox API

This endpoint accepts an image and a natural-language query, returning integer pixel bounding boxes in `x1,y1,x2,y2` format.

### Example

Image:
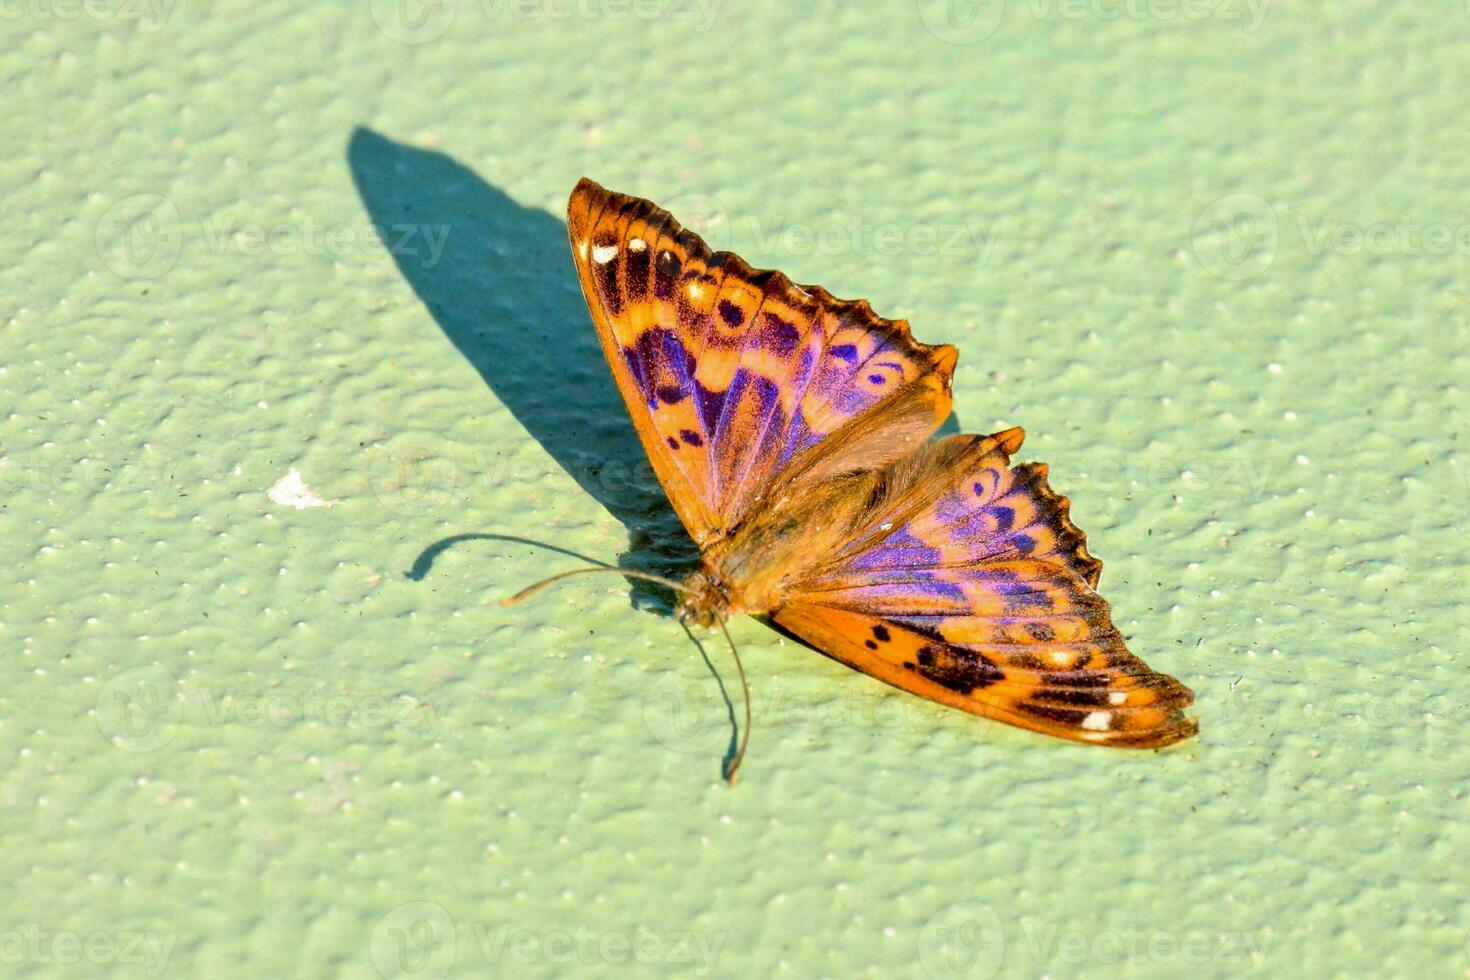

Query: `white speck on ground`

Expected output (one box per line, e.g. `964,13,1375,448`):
267,469,337,509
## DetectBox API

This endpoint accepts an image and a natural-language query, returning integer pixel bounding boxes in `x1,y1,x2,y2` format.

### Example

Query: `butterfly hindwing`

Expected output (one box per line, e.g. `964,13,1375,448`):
771,430,1197,747
567,178,958,545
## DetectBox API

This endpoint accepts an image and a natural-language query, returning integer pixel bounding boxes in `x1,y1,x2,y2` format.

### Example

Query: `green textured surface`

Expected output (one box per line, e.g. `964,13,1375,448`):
3,2,1468,976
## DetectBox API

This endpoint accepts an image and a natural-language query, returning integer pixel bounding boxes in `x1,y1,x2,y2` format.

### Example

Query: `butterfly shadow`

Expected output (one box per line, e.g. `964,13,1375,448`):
347,128,698,606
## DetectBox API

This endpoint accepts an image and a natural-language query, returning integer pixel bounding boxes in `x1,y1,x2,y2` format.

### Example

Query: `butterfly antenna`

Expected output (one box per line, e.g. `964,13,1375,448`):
718,617,751,786
499,566,695,606
500,565,752,786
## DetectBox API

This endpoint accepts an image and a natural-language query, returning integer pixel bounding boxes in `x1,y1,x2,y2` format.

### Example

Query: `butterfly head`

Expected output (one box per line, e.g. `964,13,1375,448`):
673,569,730,629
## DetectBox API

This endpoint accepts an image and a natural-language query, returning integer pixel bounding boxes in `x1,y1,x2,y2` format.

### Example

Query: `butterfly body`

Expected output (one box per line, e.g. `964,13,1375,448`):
567,178,1198,750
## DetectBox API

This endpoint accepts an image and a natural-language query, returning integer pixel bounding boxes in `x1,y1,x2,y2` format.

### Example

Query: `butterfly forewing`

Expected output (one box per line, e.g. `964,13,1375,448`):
568,178,958,544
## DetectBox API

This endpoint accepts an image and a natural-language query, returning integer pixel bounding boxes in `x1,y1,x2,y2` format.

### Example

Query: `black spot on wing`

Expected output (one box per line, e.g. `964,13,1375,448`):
1025,622,1054,641
653,249,681,300
624,242,650,297
592,247,621,315
907,645,1004,694
718,299,744,327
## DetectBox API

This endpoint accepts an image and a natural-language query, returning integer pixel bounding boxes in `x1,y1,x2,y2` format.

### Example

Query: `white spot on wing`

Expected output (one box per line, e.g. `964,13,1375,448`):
1048,650,1072,666
1108,691,1127,705
629,237,647,252
268,469,337,510
1082,711,1110,732
688,282,704,300
592,244,618,264
577,240,588,260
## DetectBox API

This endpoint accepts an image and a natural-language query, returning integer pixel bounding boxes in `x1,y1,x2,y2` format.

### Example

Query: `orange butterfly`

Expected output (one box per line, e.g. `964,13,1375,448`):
520,178,1196,778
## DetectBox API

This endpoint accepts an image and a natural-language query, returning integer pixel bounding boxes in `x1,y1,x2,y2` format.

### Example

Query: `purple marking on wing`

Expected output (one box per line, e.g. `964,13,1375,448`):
732,339,819,498
774,347,818,466
933,490,971,525
848,526,942,572
705,366,781,508
761,313,800,356
947,502,1037,551
695,379,726,436
818,576,968,608
622,342,649,403
714,368,779,438
625,326,697,408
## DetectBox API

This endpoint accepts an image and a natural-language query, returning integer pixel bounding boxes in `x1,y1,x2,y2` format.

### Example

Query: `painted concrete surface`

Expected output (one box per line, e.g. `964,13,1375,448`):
2,2,1467,976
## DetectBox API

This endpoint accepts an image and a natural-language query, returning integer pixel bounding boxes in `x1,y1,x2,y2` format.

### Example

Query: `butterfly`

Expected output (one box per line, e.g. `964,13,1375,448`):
537,178,1196,776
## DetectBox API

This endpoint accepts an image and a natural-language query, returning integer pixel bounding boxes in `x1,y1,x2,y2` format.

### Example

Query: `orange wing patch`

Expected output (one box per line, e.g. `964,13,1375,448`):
567,178,957,545
774,574,1196,748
